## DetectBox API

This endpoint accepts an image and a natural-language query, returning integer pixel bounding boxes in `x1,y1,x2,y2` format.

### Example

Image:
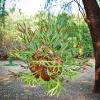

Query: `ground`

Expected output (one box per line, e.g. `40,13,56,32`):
0,59,100,100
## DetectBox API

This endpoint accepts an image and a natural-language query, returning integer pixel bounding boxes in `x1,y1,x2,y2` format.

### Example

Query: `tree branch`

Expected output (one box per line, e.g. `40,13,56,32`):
74,0,86,18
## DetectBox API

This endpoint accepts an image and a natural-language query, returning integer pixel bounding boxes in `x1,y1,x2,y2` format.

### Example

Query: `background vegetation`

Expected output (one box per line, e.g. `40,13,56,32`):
0,11,93,96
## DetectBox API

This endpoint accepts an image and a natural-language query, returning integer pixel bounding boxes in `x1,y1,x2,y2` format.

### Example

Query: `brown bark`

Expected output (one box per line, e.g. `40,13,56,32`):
82,0,100,93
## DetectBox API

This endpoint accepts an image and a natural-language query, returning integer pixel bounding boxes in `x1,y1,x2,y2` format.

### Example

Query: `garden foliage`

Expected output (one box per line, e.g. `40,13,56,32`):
0,12,93,96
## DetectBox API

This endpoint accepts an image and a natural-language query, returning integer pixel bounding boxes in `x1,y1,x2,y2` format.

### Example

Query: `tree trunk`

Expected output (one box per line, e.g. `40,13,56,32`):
0,0,6,48
82,0,100,93
2,0,6,27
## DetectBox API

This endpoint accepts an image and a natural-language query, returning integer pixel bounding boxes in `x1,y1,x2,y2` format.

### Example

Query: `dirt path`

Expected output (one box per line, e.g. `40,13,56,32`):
0,59,100,100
